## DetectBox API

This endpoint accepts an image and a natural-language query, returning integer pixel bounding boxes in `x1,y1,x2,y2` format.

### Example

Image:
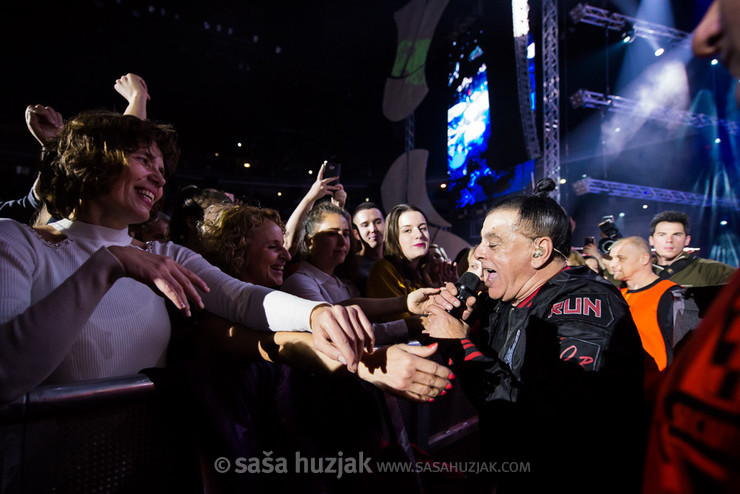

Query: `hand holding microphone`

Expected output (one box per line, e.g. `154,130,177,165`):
445,271,480,319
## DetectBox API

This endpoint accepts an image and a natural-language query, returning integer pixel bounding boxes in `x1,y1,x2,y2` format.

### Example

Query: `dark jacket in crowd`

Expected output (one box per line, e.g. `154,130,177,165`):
449,266,646,493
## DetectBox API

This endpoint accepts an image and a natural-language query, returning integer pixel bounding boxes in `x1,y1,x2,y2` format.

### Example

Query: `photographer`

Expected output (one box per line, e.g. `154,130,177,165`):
582,216,622,287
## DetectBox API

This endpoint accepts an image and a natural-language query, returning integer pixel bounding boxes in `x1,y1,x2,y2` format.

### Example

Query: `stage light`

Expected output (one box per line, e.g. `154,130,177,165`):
214,152,219,157
711,59,719,66
720,220,728,226
642,204,649,209
277,192,282,197
308,170,313,175
620,26,635,44
440,183,447,189
619,212,625,217
559,178,567,184
243,162,250,168
654,48,665,57
237,142,242,147
615,127,621,133
715,138,721,144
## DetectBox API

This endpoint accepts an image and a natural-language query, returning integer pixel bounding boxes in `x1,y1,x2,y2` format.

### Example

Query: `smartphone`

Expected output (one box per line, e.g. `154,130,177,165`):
584,236,595,246
324,161,341,182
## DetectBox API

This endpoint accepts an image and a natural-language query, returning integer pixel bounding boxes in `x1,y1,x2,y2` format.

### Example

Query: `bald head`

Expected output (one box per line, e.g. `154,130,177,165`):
608,236,656,286
613,236,651,256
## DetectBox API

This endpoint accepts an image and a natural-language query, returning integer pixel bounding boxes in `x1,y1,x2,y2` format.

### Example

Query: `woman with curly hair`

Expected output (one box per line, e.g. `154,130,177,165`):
0,110,374,404
200,204,290,288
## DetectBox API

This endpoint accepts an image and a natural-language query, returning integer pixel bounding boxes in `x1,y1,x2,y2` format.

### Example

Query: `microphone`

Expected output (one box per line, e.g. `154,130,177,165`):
447,271,480,319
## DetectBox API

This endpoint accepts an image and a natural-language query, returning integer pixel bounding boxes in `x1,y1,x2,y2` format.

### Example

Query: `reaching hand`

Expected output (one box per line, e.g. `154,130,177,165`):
359,342,451,402
421,282,477,321
107,246,209,317
406,287,442,315
421,304,469,339
25,105,63,146
309,304,375,373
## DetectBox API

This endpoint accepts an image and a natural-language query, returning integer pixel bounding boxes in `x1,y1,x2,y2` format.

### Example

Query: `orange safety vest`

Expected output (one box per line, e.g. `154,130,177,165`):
621,279,676,371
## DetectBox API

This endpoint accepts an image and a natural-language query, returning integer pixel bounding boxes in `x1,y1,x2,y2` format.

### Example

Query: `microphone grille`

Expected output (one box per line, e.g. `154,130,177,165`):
457,271,481,293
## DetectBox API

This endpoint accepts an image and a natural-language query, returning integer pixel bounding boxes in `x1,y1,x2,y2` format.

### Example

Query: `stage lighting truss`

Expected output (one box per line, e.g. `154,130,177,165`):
513,0,541,166
573,177,740,210
570,89,740,136
541,0,560,201
569,3,690,45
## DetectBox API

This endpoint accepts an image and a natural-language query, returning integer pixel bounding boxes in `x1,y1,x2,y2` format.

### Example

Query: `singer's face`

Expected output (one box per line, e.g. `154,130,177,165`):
473,209,538,304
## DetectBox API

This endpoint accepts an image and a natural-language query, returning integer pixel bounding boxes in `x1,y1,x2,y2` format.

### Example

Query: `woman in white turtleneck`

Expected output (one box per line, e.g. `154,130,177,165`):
0,111,373,404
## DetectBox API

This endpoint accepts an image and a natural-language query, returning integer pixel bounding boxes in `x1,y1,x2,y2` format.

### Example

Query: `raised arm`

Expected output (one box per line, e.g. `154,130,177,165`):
25,104,63,147
114,73,150,119
284,162,340,256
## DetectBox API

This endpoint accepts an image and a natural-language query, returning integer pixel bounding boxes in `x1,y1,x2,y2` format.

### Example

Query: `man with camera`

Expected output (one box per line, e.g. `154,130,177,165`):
649,211,735,288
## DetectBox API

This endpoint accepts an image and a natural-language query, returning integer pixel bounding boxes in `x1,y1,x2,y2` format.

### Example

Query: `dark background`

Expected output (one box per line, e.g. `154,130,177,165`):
0,0,734,256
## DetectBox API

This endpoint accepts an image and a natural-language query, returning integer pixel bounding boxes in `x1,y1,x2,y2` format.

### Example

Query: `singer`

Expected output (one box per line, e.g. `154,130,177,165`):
420,179,646,493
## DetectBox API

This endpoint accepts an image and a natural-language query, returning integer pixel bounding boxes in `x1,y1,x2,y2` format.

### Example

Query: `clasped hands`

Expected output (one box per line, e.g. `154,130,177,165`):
406,284,475,340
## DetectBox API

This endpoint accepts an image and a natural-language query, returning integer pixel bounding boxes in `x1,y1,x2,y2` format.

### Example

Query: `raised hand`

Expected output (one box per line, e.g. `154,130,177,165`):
331,183,347,208
114,73,150,119
107,245,209,317
439,260,459,284
306,161,341,203
309,304,375,373
359,342,451,402
25,105,63,146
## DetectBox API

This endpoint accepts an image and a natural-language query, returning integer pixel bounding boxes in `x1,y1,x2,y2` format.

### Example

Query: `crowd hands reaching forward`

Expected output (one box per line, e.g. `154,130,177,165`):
0,71,458,411
5,32,738,490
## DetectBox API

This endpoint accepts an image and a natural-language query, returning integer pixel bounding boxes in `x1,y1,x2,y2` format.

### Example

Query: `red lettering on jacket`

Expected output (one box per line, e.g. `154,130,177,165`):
579,356,594,367
549,297,602,318
560,345,577,361
564,298,582,315
583,298,602,318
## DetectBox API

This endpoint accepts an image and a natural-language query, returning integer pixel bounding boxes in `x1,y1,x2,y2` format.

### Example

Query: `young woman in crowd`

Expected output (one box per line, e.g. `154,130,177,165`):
366,204,437,320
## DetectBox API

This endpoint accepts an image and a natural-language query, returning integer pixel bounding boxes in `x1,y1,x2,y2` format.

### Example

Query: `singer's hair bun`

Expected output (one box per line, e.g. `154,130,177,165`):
533,178,556,198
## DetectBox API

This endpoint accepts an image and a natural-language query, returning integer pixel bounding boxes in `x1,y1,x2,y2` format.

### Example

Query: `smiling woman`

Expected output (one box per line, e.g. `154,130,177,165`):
199,204,291,288
0,111,374,404
366,204,432,321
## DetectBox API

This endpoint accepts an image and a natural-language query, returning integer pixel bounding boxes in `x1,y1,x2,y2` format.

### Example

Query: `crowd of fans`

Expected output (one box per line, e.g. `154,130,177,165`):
1,2,740,490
